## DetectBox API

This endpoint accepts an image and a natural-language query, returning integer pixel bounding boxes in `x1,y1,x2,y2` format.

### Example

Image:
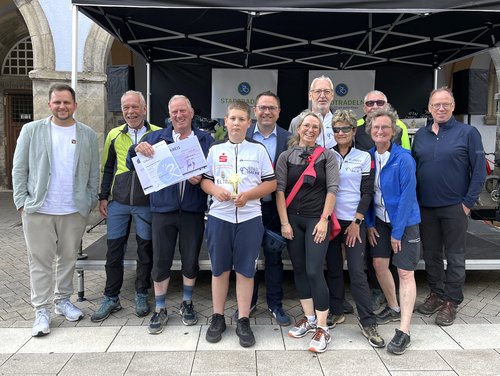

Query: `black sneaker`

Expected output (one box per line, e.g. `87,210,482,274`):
180,301,198,326
376,306,401,325
206,313,226,343
236,317,256,347
148,309,168,334
387,329,411,355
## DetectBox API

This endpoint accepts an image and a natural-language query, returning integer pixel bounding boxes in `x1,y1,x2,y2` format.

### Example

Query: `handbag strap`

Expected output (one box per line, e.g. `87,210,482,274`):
285,146,326,207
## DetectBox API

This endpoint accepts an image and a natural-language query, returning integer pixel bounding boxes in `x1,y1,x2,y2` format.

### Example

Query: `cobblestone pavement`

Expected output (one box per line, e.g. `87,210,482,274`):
2,191,500,375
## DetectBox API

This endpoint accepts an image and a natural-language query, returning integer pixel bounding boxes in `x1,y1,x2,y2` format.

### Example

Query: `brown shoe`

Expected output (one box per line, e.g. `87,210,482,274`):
435,301,457,326
417,292,444,315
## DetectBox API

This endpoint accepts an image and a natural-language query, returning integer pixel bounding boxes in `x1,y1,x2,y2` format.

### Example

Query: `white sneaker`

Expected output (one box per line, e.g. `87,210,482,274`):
308,328,331,353
55,299,84,322
288,317,317,338
32,308,51,337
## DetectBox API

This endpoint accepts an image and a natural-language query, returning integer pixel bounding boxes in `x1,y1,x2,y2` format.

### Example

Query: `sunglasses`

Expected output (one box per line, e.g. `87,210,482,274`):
333,126,354,134
365,100,386,107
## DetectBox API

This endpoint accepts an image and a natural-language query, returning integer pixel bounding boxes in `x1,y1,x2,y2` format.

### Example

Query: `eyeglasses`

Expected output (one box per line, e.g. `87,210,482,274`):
310,89,333,96
365,100,386,107
333,126,353,134
255,105,279,112
429,102,453,110
372,125,392,131
301,124,320,131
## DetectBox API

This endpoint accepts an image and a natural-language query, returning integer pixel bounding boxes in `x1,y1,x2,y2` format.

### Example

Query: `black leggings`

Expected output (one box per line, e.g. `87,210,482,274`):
287,214,329,311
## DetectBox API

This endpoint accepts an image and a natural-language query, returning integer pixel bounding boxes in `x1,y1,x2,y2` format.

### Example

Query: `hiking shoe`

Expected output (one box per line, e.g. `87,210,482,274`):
233,304,256,320
387,329,411,355
32,308,50,337
206,313,226,343
288,317,317,338
269,306,291,326
91,296,122,322
308,328,331,353
376,306,401,324
343,299,354,314
435,301,457,326
236,317,256,347
135,293,150,317
55,299,84,322
372,289,387,312
360,323,385,348
327,313,345,328
148,309,168,334
417,292,445,315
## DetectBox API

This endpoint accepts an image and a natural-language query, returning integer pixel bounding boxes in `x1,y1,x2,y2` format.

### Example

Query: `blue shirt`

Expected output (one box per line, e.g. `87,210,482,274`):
253,124,278,164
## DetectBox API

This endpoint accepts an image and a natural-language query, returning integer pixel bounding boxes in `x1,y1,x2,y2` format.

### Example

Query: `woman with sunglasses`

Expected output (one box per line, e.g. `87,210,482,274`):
365,106,420,355
325,109,385,349
275,110,339,353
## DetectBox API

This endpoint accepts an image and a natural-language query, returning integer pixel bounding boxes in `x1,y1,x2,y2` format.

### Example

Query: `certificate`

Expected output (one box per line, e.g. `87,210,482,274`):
133,137,208,194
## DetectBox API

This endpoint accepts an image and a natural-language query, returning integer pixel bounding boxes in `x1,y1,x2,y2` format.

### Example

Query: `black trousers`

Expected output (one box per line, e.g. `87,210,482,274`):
420,204,468,305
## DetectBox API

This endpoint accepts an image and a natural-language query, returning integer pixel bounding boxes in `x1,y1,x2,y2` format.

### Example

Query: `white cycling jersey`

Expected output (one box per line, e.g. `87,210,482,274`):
204,138,275,223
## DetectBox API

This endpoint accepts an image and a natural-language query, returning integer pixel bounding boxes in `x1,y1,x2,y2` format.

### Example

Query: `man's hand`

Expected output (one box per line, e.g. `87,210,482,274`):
18,207,24,215
99,200,108,218
367,227,379,247
135,141,154,157
188,175,202,185
462,203,471,216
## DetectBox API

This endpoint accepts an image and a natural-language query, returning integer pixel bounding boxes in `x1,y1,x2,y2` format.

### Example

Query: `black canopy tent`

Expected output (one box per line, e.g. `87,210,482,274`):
72,1,500,125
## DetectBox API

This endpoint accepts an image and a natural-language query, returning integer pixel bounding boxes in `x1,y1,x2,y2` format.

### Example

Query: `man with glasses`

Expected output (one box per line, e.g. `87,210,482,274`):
355,90,410,151
289,76,336,149
239,91,292,326
412,87,485,327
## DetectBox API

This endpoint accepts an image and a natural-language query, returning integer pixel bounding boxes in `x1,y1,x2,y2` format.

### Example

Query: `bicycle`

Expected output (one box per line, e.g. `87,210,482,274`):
484,152,500,202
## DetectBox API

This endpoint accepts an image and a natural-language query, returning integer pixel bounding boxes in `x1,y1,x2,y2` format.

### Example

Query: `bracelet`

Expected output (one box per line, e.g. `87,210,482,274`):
281,223,289,226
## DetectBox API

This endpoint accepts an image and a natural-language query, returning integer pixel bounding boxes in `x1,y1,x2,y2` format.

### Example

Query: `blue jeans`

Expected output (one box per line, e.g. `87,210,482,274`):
104,200,153,297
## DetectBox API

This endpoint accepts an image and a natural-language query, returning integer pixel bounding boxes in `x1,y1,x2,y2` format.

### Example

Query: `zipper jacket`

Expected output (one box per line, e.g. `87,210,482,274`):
99,121,161,206
365,143,420,240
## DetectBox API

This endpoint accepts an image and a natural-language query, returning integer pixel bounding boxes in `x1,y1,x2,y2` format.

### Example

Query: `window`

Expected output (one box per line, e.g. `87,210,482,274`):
2,37,33,76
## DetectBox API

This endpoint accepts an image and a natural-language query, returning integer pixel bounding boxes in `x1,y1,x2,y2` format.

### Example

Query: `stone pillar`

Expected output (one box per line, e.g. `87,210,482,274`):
29,69,107,147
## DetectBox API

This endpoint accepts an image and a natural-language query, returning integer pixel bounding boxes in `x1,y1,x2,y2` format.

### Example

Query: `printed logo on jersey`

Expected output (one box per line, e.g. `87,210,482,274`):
219,153,228,162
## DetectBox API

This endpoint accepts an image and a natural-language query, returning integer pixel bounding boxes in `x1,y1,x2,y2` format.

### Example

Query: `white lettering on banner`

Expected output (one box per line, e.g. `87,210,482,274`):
212,69,278,119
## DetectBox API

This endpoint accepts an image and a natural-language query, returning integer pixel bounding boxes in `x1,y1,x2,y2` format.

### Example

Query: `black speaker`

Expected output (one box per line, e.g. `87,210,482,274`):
107,65,135,112
453,69,488,115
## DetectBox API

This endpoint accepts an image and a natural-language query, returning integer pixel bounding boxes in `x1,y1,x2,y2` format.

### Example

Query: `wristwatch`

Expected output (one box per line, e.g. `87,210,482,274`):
354,218,364,225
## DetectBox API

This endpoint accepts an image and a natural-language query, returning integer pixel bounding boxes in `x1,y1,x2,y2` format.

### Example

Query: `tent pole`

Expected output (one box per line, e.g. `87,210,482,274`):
146,62,151,120
433,68,438,89
71,4,78,92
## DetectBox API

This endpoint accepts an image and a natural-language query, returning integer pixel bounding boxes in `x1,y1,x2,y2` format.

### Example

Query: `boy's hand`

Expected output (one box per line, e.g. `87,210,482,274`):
234,192,248,207
213,186,232,202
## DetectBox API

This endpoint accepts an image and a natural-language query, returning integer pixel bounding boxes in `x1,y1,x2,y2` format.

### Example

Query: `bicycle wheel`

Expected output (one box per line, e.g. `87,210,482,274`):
485,175,499,194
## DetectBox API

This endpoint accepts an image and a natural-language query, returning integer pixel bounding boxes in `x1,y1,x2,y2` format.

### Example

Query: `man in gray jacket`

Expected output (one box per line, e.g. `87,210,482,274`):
12,83,100,337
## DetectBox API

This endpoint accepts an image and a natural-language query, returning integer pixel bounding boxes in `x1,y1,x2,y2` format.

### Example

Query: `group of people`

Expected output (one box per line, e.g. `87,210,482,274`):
12,77,485,355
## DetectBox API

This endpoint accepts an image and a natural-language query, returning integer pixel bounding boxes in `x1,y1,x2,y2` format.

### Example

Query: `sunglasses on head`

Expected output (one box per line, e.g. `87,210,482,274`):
365,100,386,107
332,126,353,133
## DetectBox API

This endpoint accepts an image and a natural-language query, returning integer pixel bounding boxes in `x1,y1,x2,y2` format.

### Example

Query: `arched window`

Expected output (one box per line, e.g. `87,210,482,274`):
2,37,33,76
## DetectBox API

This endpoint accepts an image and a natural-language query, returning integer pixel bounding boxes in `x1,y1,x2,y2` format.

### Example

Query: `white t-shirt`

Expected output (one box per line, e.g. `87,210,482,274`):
333,148,372,221
38,122,78,215
204,139,275,223
374,150,391,222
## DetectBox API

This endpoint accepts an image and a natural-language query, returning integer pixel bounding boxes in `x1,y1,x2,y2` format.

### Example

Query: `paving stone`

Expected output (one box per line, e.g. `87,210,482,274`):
256,350,322,376
379,349,452,371
319,349,390,375
438,349,500,375
443,324,500,349
126,351,194,375
59,352,133,376
192,350,255,374
0,353,71,374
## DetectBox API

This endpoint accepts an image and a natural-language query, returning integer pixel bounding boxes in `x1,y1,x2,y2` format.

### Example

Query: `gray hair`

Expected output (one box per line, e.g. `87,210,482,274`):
121,90,146,106
288,110,324,148
332,109,357,128
429,86,454,104
363,90,387,103
365,105,401,140
310,75,334,90
168,94,193,111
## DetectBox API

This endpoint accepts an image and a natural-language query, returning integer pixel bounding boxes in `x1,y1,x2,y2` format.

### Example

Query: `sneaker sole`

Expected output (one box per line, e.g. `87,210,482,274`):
435,317,455,326
182,317,198,326
90,306,122,322
206,325,226,343
387,341,411,355
54,308,84,322
376,317,401,325
236,333,256,347
148,318,168,335
308,336,332,353
288,328,315,338
32,329,50,337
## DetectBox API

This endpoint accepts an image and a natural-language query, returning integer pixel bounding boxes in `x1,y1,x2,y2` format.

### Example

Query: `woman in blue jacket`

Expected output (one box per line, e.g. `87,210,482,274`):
365,106,420,355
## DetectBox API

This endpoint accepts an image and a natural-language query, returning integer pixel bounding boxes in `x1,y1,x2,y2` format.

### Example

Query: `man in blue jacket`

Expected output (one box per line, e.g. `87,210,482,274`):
244,91,291,326
412,87,486,326
129,95,213,334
